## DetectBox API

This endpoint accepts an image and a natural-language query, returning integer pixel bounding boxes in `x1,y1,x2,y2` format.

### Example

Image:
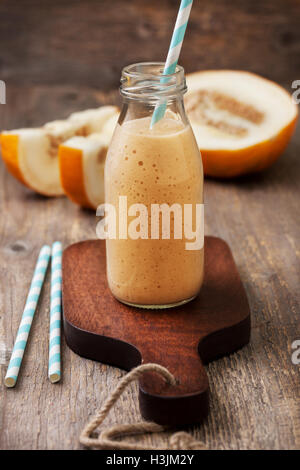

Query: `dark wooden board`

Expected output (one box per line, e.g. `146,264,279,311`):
62,236,251,426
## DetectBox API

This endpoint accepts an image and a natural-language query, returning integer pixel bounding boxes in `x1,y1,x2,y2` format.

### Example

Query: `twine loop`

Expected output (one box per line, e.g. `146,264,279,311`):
80,363,206,450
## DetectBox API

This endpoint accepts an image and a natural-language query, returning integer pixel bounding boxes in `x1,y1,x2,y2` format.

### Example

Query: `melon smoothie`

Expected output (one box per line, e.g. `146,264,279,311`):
104,63,204,308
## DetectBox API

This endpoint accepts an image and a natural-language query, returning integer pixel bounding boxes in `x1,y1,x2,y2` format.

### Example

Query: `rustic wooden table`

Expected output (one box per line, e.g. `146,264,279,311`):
0,0,299,450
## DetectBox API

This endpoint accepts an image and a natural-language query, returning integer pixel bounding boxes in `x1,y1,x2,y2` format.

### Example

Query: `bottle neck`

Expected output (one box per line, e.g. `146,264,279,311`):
119,95,188,127
120,63,186,100
119,62,188,127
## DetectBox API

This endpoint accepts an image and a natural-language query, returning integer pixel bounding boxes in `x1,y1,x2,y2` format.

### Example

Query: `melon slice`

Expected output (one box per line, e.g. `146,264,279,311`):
101,112,119,138
69,105,118,134
185,70,298,177
0,106,119,196
59,133,111,209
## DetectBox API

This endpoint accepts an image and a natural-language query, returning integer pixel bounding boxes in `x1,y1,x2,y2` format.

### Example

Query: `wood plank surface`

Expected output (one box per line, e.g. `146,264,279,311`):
0,0,299,450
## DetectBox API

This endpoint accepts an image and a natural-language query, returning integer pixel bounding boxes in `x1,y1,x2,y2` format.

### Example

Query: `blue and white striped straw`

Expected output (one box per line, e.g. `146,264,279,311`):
48,241,62,383
151,0,193,128
5,245,51,388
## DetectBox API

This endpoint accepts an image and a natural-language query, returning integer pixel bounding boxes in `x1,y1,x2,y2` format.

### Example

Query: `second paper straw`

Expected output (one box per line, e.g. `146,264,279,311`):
48,241,62,383
5,245,51,388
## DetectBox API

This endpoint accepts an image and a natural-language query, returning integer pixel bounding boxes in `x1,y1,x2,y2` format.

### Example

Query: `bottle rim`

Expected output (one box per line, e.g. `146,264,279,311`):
120,62,187,102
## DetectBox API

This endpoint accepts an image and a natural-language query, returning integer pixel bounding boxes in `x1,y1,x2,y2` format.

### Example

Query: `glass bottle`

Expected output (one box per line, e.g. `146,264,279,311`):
105,62,204,308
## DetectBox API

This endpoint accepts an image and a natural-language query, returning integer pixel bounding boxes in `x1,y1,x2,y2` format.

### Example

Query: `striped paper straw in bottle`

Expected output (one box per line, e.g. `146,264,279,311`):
150,0,193,128
5,245,51,388
48,241,62,383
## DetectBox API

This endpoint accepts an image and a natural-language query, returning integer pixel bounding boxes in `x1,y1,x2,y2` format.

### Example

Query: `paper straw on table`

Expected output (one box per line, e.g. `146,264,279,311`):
5,245,51,388
150,0,193,128
48,241,62,383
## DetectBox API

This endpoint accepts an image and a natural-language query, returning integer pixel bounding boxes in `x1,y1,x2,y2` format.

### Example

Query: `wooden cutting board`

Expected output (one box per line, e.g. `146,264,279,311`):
62,236,251,426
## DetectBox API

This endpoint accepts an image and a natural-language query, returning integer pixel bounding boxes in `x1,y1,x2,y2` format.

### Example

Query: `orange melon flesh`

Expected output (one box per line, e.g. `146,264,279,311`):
0,134,28,187
0,106,119,196
185,71,298,177
59,145,91,208
59,133,111,209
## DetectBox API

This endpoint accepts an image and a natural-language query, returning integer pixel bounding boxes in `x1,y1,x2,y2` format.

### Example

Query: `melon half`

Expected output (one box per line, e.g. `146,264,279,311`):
0,106,119,195
185,71,298,178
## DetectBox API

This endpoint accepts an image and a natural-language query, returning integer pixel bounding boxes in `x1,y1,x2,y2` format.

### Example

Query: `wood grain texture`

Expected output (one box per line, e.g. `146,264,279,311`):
0,0,299,89
0,0,299,450
62,237,250,426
